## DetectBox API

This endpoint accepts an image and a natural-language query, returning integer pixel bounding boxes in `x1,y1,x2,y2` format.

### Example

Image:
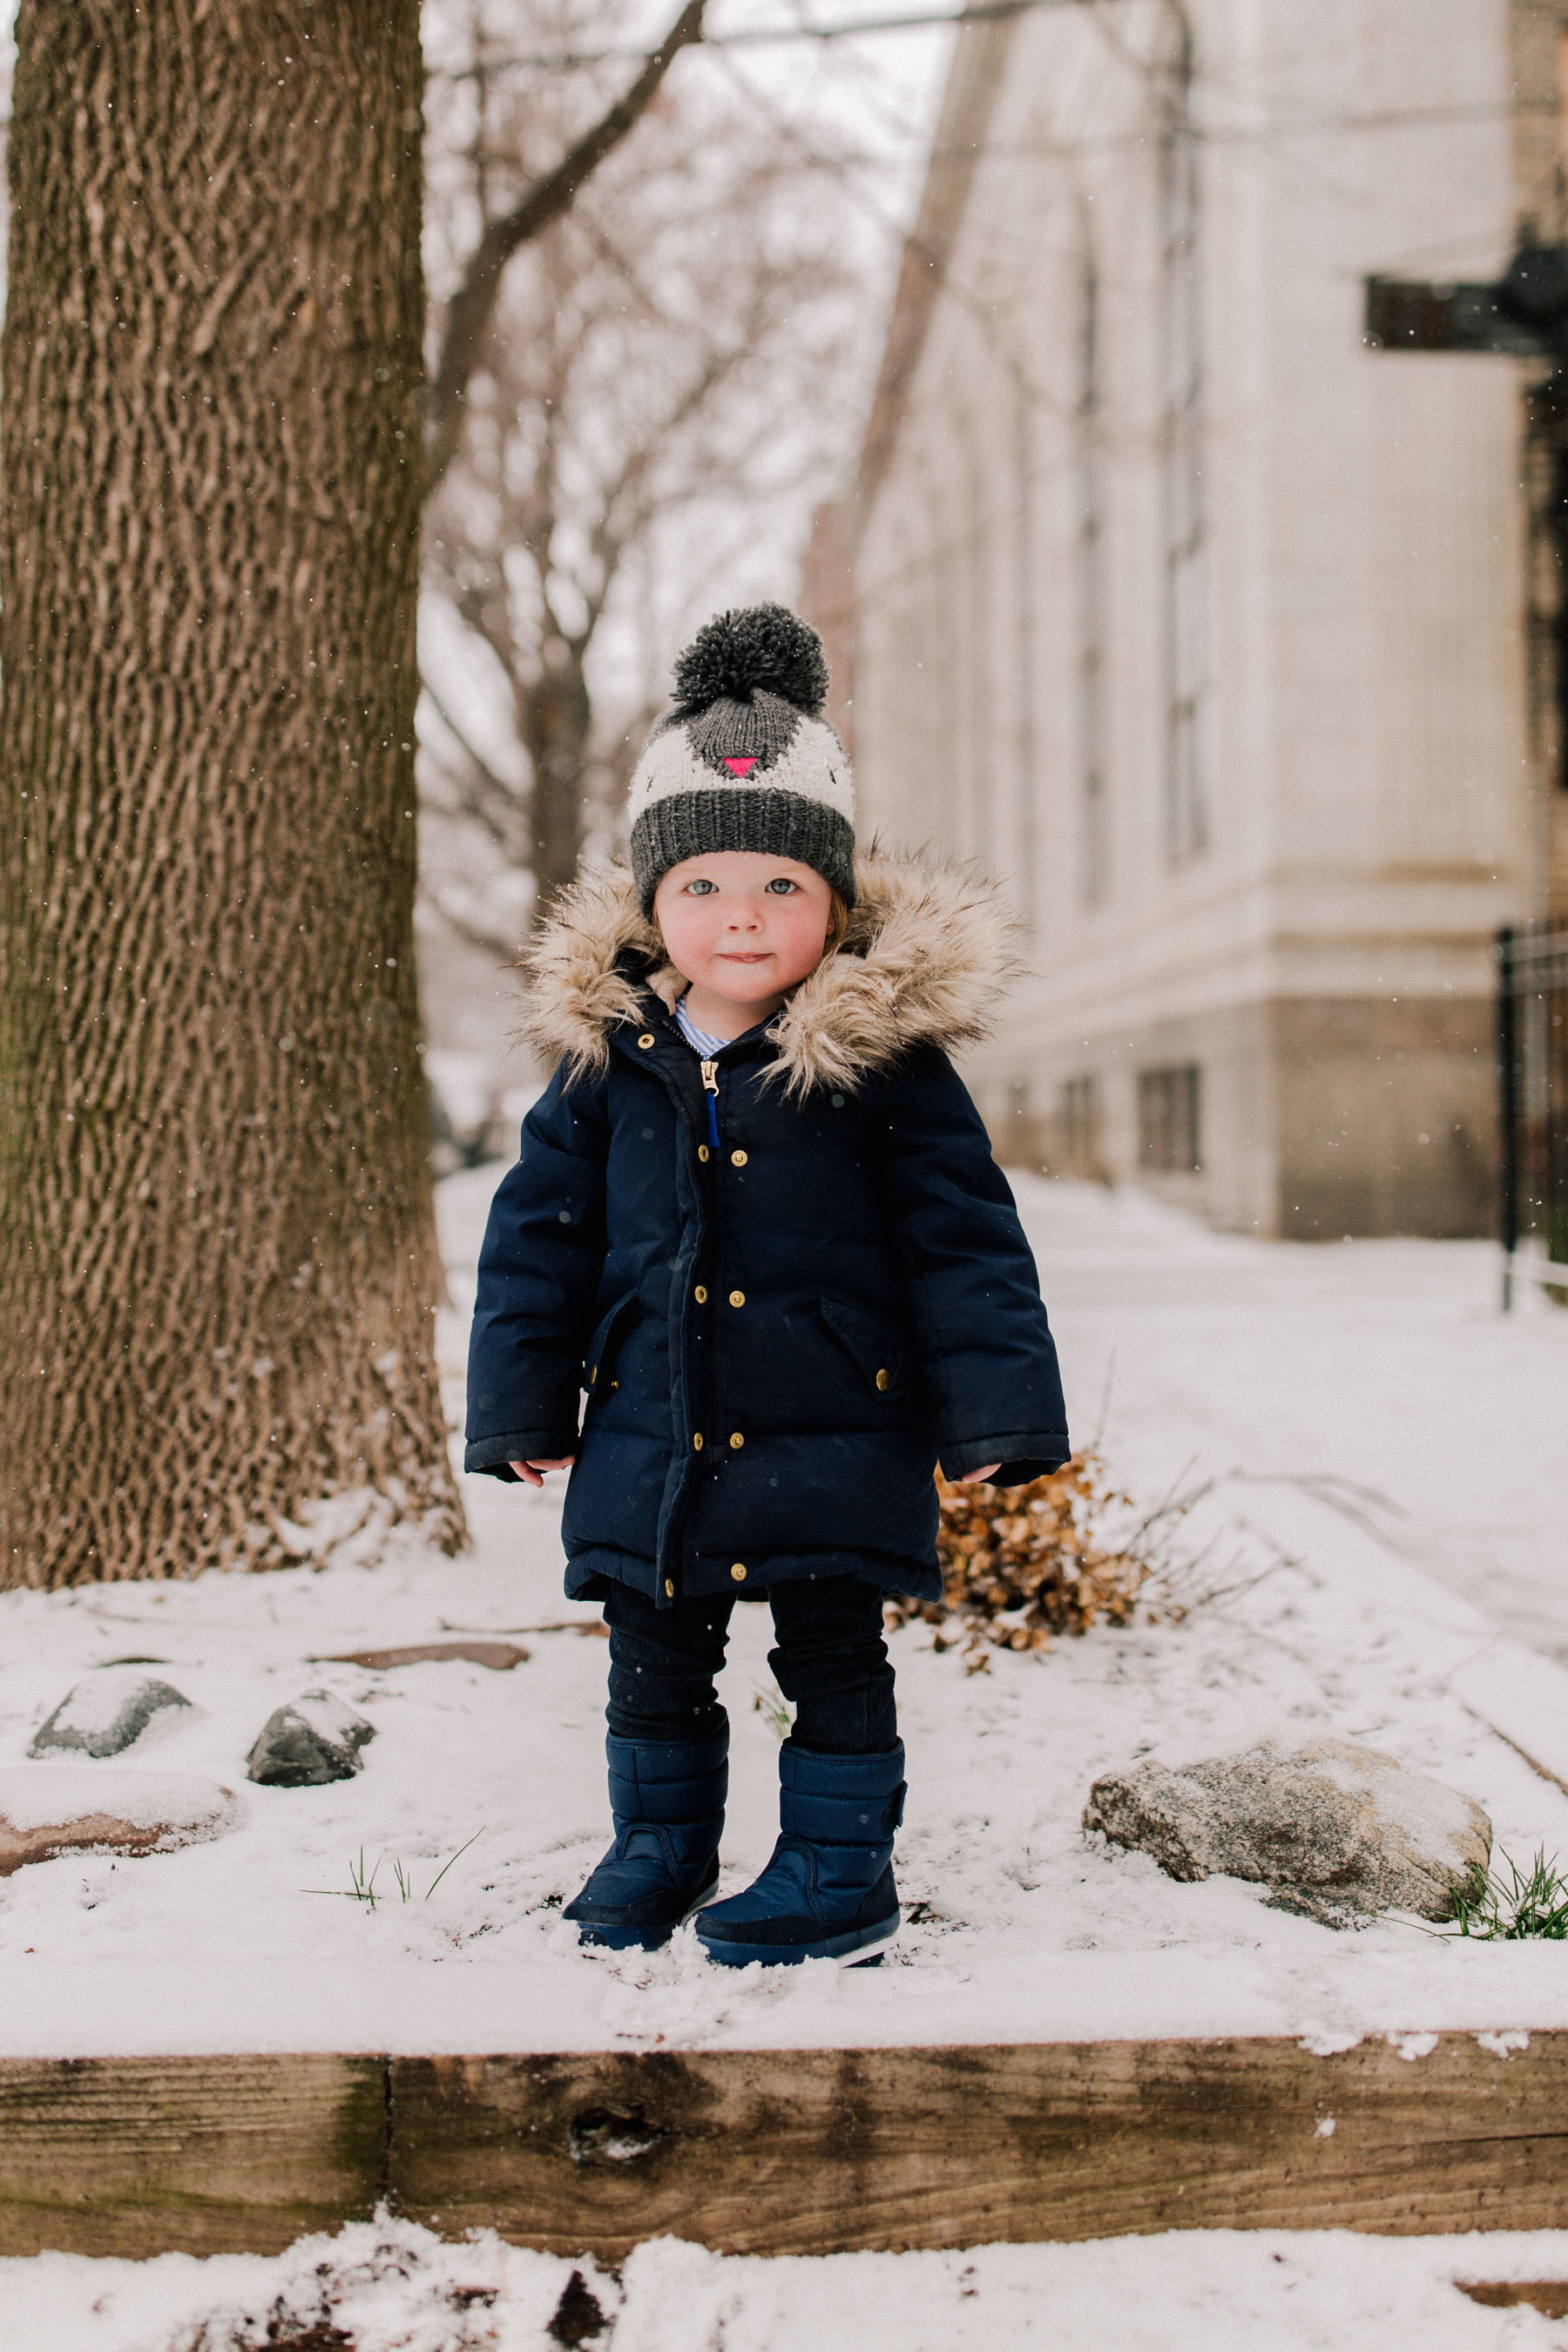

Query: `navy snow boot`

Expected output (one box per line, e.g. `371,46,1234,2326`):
564,1727,727,1950
694,1739,904,1968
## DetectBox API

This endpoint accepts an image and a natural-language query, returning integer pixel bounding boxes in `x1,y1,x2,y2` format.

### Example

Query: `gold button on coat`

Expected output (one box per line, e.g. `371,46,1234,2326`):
698,1145,711,1162
693,1432,704,1450
665,1578,674,1596
729,1431,744,1450
588,1362,598,1384
638,1033,655,1049
730,1563,747,1582
728,1289,745,1308
730,1149,747,1166
694,1284,708,1303
875,1368,890,1392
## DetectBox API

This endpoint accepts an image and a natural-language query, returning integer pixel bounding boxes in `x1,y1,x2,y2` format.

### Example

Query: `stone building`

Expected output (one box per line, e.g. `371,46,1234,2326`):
823,0,1568,1235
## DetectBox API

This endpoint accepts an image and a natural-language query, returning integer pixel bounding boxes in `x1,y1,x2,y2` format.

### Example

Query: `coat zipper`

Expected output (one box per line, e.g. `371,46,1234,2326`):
699,1057,720,1152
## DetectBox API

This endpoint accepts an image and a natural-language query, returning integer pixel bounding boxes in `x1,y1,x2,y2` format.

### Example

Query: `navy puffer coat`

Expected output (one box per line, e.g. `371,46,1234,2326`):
465,844,1069,1607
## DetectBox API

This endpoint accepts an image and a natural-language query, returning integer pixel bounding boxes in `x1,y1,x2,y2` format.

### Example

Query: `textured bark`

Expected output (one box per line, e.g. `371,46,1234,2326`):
0,1,465,1587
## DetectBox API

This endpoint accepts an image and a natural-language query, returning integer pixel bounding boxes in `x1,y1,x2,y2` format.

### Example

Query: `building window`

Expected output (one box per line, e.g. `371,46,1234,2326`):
1001,1076,1032,1162
1058,1074,1103,1177
1139,1064,1202,1173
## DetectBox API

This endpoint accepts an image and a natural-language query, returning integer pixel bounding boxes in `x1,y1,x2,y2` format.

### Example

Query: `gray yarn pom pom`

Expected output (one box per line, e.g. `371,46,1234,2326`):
671,604,828,719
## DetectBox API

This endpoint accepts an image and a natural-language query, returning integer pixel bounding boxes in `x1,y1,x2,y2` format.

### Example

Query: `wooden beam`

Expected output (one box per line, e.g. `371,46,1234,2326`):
389,2035,1568,2259
3,2035,1567,2261
0,2055,386,2258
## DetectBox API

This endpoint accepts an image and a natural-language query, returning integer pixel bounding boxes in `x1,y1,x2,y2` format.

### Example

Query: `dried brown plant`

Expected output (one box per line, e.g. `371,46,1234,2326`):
886,1451,1199,1672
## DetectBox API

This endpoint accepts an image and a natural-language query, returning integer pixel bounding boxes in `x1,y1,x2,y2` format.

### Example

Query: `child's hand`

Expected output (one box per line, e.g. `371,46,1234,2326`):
960,1463,1000,1484
508,1456,575,1488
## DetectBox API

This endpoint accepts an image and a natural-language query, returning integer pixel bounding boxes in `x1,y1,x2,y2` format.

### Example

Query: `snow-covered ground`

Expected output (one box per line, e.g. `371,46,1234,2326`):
4,1170,1568,2346
1,1167,1565,2056
1028,1178,1568,1667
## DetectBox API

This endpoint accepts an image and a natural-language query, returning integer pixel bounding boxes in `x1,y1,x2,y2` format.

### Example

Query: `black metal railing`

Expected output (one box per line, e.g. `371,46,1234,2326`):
1497,924,1568,1307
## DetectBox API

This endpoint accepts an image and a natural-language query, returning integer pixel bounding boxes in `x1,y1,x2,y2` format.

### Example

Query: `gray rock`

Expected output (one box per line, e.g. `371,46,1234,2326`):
1083,1736,1491,1924
247,1690,376,1788
30,1668,192,1759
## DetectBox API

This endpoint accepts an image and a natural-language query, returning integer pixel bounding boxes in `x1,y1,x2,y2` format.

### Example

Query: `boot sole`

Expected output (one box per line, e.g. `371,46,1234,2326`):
696,1909,900,1970
571,1863,720,1951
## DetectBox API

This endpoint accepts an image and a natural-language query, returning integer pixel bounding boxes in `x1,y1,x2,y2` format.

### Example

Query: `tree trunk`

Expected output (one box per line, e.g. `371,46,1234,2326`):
523,658,593,926
0,1,465,1588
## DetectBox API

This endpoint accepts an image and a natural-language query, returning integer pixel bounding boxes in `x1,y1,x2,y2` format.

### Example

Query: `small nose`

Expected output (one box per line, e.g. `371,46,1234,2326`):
722,756,757,776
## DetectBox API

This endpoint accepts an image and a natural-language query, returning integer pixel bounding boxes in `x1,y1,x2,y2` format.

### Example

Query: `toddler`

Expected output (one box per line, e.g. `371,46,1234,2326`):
466,605,1067,1966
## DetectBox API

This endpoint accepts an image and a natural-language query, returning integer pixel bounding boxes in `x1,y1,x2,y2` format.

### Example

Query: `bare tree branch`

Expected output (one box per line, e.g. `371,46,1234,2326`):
423,0,708,497
419,673,528,847
420,881,529,963
423,758,524,856
451,578,528,701
418,8,863,926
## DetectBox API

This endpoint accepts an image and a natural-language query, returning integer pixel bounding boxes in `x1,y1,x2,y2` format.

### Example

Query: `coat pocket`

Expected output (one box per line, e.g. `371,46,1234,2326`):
582,1294,639,1396
817,1295,909,1400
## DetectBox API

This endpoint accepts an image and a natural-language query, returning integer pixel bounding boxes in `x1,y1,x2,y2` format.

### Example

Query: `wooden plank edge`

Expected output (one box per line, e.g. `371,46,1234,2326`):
0,2051,388,2259
0,2032,1565,2261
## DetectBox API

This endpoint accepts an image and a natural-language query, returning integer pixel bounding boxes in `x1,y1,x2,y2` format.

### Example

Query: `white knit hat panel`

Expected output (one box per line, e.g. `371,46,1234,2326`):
627,713,854,833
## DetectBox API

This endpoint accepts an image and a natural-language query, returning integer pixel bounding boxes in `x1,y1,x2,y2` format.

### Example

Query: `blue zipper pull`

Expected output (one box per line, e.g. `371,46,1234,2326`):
700,1058,720,1151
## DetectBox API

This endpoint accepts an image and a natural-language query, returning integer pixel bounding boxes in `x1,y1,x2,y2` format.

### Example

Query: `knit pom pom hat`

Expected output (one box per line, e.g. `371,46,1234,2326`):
627,604,855,917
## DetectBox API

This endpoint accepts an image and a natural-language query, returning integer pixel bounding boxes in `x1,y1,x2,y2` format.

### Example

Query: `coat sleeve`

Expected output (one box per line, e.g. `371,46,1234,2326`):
875,1048,1070,1488
463,1063,609,1481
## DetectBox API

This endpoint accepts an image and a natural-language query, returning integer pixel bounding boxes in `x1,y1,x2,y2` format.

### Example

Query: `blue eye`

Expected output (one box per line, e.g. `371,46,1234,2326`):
764,878,798,895
685,878,717,896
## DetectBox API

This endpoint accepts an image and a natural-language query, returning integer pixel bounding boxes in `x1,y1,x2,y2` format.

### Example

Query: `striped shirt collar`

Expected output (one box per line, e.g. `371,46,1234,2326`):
673,995,734,1058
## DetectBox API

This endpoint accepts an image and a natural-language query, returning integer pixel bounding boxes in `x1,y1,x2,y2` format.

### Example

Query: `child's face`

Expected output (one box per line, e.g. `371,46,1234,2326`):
653,852,834,1011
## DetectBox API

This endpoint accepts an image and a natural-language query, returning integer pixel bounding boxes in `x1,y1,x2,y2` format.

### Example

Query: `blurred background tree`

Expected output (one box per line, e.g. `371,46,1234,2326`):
417,0,867,979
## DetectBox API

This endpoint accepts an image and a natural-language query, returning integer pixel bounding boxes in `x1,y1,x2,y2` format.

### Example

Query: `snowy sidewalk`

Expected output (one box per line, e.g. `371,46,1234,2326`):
0,1170,1565,2061
1020,1176,1568,1666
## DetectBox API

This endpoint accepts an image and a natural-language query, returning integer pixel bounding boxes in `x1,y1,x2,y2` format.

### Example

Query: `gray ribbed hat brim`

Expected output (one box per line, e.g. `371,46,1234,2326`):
632,787,856,916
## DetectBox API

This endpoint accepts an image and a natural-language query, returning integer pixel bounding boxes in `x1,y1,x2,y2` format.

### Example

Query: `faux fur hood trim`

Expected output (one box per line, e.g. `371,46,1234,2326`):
518,840,1022,1098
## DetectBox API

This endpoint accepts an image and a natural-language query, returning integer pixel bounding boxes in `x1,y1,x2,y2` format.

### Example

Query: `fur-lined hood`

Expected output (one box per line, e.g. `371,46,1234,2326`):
520,841,1020,1097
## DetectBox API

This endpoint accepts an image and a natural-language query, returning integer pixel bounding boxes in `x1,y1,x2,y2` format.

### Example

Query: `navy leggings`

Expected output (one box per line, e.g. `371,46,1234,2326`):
604,1574,897,1754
